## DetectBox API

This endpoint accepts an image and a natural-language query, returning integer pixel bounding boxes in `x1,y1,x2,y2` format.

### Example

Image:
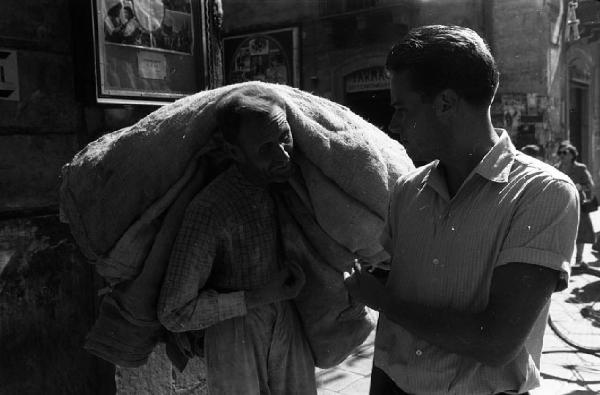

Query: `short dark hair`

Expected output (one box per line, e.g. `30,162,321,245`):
521,144,541,157
386,25,499,106
214,85,286,144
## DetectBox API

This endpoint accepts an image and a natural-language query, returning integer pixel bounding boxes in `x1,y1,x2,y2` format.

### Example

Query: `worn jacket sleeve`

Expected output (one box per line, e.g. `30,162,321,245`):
157,196,247,332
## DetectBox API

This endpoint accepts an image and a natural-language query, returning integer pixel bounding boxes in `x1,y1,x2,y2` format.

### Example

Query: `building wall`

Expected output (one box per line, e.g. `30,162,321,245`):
221,0,578,160
0,0,213,393
0,1,106,392
488,0,562,155
0,215,114,394
561,0,600,191
491,0,549,94
222,0,483,129
566,41,600,191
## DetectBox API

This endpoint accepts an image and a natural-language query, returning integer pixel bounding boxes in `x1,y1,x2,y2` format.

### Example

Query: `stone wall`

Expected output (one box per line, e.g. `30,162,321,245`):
0,215,115,394
0,0,114,392
491,0,549,94
0,0,213,393
488,0,562,151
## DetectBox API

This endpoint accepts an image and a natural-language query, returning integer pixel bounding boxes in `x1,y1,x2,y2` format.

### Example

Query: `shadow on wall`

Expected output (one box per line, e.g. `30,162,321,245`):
0,215,115,395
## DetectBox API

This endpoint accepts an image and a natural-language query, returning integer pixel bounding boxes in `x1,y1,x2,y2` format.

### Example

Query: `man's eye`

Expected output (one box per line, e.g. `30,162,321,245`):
280,132,291,143
259,144,272,155
393,109,406,120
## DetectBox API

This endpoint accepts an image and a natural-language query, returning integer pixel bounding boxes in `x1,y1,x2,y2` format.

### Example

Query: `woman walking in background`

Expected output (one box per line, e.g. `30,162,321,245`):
556,142,595,266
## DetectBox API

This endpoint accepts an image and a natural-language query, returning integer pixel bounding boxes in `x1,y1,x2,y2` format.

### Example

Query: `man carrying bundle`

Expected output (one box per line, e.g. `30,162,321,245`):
158,87,316,394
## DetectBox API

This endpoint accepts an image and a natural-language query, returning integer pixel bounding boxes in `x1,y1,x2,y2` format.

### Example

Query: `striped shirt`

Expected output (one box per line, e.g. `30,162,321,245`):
375,130,578,395
158,165,281,332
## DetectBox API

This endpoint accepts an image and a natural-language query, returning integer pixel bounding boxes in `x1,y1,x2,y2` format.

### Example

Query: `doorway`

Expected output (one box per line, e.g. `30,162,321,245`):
569,82,589,162
344,90,392,134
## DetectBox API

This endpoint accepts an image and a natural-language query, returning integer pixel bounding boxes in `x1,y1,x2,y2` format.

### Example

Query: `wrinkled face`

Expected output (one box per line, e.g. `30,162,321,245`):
236,106,294,184
388,70,445,166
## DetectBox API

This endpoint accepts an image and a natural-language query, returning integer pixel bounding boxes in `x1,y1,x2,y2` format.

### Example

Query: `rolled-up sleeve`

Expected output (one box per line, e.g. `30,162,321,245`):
497,179,579,291
158,197,247,332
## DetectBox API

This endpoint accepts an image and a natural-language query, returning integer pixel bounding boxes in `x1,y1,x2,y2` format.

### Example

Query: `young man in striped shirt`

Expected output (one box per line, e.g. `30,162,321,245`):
345,25,579,395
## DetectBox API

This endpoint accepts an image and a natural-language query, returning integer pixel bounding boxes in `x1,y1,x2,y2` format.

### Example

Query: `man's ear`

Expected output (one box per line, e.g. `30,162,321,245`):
433,89,459,118
223,140,244,162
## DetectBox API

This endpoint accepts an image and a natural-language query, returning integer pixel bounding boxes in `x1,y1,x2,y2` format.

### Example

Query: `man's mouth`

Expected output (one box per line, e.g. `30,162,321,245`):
272,162,291,172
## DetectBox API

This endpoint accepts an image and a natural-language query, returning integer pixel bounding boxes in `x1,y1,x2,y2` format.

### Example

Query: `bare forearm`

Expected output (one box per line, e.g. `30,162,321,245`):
380,299,517,366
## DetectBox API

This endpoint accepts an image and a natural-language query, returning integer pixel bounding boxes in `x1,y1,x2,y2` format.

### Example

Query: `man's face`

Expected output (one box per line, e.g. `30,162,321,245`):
388,70,445,165
236,107,294,184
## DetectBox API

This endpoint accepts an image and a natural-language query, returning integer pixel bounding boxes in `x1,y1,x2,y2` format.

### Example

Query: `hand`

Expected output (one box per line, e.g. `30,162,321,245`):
246,262,305,309
343,263,387,312
280,260,306,300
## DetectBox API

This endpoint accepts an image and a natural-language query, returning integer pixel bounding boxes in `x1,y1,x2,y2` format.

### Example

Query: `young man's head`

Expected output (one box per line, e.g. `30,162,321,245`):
386,25,499,165
386,25,499,107
215,86,294,184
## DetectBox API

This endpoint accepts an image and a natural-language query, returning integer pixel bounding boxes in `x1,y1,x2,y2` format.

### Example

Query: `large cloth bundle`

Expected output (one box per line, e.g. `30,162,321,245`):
60,81,414,369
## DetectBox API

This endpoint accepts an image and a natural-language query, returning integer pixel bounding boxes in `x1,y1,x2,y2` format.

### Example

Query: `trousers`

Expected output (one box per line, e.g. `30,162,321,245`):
205,300,316,394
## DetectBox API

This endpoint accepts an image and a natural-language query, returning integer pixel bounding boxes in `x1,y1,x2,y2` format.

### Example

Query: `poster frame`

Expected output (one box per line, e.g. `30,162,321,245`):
91,0,208,105
223,27,300,88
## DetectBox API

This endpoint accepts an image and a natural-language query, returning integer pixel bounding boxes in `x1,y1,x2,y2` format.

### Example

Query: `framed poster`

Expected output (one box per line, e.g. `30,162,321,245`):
92,0,207,104
223,27,300,87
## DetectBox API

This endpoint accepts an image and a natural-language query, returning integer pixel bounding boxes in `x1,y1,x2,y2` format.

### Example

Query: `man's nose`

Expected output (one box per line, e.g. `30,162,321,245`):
388,122,402,137
275,143,291,161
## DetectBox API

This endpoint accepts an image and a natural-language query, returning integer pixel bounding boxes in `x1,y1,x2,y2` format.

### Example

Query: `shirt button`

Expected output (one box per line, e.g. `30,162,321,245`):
432,258,440,265
415,349,423,356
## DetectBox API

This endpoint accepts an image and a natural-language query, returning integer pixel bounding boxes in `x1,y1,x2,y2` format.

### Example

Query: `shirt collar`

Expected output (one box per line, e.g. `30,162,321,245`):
474,129,515,183
230,164,267,191
422,129,515,194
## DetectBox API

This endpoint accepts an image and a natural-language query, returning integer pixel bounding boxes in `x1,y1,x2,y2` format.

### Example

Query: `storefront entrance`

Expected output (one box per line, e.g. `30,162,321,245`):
569,82,589,162
344,66,393,136
345,89,392,132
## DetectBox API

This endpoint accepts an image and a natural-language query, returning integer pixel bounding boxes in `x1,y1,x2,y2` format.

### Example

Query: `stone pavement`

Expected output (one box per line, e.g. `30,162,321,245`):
317,211,600,394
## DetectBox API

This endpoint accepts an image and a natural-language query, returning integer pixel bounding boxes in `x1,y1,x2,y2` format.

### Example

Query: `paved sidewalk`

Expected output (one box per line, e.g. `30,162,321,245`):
317,242,600,394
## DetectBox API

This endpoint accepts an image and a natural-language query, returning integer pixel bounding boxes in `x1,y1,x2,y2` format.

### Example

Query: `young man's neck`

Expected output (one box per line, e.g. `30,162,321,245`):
438,114,498,198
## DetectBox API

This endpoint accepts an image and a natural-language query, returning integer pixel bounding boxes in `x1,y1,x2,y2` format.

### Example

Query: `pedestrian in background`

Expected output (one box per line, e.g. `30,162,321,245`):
344,24,579,395
555,141,595,266
520,144,545,162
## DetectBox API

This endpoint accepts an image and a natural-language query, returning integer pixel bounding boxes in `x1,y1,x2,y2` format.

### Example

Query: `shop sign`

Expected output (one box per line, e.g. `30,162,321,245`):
345,66,388,93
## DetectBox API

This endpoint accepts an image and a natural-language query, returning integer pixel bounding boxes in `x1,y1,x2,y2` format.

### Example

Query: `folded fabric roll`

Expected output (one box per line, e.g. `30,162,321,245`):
60,81,414,369
274,185,374,368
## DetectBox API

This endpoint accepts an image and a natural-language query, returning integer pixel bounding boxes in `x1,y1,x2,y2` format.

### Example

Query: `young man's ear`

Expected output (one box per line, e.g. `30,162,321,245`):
224,140,244,163
433,89,459,118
